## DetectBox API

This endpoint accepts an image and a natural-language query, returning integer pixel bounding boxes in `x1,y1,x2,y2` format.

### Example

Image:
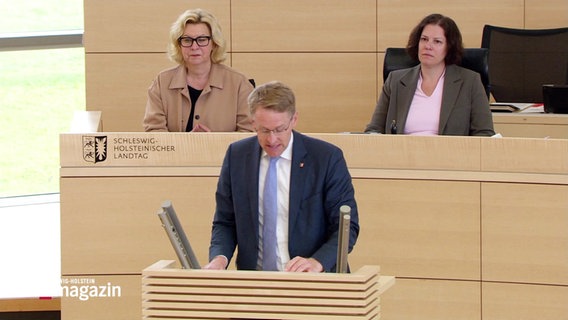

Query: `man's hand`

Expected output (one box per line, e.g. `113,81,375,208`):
202,255,228,270
284,256,323,272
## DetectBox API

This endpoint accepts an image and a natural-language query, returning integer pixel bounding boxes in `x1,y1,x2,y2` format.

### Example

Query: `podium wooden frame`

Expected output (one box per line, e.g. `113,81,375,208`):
142,260,395,319
60,128,568,319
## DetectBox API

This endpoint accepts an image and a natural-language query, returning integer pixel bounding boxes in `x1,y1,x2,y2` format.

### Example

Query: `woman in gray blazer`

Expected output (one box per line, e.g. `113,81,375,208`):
365,14,495,136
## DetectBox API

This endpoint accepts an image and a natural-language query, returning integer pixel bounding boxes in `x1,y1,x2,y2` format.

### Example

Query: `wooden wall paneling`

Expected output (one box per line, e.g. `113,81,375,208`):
482,182,568,285
85,53,173,132
83,0,232,52
61,275,141,320
482,282,568,320
60,177,219,274
381,278,481,320
377,0,525,50
340,134,481,171
525,0,568,28
231,0,377,52
231,53,378,133
377,52,385,90
351,179,481,280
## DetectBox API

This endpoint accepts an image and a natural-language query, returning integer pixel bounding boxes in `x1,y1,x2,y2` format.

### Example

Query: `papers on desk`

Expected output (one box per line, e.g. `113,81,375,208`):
490,102,544,113
520,104,545,113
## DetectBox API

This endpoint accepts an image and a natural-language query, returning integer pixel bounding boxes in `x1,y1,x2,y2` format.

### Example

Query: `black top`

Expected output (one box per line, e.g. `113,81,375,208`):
185,86,203,132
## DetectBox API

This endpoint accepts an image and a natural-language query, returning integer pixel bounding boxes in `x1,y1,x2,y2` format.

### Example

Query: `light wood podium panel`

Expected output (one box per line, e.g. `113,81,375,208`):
352,179,480,280
60,275,141,320
61,177,481,279
60,176,218,274
482,183,568,286
482,282,568,320
382,278,481,320
142,260,394,319
60,132,568,320
480,137,568,175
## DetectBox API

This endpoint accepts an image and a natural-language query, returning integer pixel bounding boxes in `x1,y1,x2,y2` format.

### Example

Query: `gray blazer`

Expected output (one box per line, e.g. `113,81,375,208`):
365,64,495,136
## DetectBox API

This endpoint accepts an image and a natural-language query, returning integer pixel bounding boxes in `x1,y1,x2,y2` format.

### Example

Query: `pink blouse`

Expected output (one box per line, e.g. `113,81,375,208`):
404,71,445,135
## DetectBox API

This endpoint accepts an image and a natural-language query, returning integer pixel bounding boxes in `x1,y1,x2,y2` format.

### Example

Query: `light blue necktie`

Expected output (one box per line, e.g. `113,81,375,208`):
262,156,279,271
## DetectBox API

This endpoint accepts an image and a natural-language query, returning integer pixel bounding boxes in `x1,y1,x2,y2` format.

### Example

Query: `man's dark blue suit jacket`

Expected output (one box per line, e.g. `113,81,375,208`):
209,130,360,272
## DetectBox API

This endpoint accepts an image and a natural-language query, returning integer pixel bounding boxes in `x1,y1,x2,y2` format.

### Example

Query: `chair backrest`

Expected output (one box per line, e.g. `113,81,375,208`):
383,47,491,98
481,25,568,103
383,48,417,82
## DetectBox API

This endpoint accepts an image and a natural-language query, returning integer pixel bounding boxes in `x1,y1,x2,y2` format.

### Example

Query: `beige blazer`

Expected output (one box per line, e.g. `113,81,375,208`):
365,64,495,136
143,63,254,132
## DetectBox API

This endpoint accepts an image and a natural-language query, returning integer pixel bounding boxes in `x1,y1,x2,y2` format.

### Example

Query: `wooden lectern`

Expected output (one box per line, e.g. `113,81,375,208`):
142,260,395,319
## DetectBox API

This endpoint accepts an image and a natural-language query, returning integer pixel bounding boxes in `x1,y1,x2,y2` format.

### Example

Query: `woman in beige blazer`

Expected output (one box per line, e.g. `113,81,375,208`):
143,9,254,132
365,14,495,136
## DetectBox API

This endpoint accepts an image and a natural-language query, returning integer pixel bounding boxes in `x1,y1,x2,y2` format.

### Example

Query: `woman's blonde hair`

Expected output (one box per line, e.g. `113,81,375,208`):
167,8,227,65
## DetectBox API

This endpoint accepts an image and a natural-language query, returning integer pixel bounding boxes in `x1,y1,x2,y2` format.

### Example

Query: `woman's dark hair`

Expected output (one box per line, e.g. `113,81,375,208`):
406,13,464,65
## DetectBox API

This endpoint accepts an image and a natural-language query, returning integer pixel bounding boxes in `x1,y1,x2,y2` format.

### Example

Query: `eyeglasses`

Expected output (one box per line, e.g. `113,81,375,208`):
178,36,211,48
256,118,293,137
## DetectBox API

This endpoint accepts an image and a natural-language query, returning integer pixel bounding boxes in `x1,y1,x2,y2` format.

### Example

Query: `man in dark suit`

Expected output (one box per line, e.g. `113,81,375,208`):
204,81,359,272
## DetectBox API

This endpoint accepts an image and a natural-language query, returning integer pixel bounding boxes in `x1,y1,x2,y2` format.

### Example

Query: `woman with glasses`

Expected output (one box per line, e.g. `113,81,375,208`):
365,13,495,136
143,9,254,132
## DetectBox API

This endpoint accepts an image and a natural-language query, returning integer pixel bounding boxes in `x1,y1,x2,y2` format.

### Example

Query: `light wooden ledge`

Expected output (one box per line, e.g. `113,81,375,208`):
0,297,61,312
59,166,568,185
142,260,395,319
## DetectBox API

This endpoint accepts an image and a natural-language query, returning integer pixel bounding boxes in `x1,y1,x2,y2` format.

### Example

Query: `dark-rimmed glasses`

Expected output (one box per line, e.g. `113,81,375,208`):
178,36,211,48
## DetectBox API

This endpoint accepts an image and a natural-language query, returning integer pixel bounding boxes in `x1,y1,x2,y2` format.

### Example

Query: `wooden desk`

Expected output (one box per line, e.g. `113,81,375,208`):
492,112,568,138
60,133,568,320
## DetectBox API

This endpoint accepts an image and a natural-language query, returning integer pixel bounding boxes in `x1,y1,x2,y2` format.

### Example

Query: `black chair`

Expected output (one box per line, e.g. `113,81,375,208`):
481,25,568,103
383,47,491,98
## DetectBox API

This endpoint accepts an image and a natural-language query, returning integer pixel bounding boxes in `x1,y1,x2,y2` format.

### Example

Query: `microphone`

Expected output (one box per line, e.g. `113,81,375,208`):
390,120,397,134
336,205,351,273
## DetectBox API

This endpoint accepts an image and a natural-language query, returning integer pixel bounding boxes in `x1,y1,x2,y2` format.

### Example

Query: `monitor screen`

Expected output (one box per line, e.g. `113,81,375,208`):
157,200,201,269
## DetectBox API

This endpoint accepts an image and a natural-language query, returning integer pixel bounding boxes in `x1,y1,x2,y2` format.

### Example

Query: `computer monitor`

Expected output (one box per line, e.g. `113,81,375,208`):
157,200,201,269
